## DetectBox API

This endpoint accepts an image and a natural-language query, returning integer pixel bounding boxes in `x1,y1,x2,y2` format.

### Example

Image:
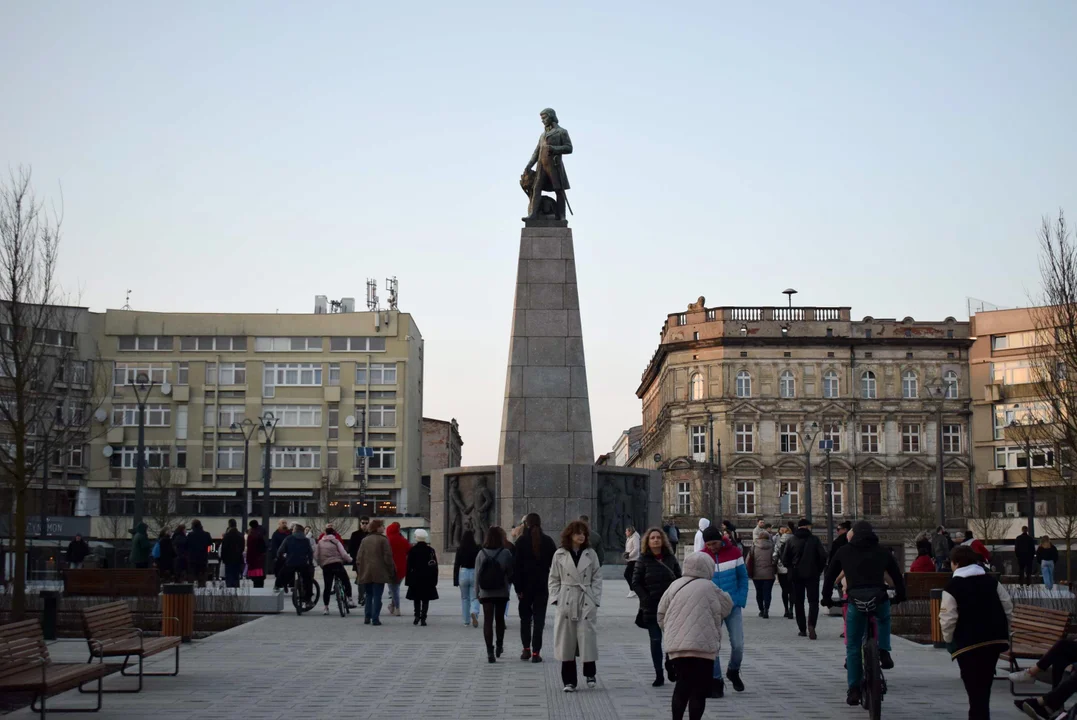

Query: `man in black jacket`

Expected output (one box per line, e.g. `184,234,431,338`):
821,520,906,707
1014,526,1036,586
828,521,852,564
220,519,245,588
781,518,828,640
66,534,91,569
186,520,213,587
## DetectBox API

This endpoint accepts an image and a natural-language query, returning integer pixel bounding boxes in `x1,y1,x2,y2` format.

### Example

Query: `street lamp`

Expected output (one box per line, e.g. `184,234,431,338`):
231,418,259,533
800,421,821,522
927,378,947,530
256,413,277,576
820,421,842,546
1008,407,1045,539
130,372,155,529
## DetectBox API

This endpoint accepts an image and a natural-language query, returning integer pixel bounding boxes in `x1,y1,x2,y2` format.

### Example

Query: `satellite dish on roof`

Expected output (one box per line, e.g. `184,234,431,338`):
102,446,114,458
344,415,356,428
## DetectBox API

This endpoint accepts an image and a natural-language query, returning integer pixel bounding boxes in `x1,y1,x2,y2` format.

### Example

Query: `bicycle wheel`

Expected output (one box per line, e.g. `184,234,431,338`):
862,638,882,720
304,580,320,612
293,575,304,615
336,580,347,617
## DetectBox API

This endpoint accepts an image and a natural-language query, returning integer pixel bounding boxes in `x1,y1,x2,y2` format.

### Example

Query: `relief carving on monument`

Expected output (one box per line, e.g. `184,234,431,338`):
594,474,652,558
445,474,497,549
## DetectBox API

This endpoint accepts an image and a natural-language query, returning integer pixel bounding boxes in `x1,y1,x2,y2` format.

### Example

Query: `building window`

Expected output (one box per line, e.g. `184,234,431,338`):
995,445,1054,470
110,404,171,427
370,447,396,470
328,363,340,386
676,482,692,515
255,336,323,352
356,363,398,385
176,446,186,468
735,371,751,398
944,370,959,399
902,370,918,399
110,446,171,469
689,372,704,401
177,362,189,385
991,360,1034,385
270,446,321,469
692,331,699,341
176,407,188,440
736,480,756,515
901,423,921,453
690,425,706,461
117,335,173,351
993,402,1052,440
823,370,840,399
904,482,924,516
328,407,339,440
831,481,844,515
263,363,323,390
779,423,798,453
822,423,842,452
329,337,387,352
678,314,687,325
779,371,795,399
179,336,246,352
216,446,245,470
369,404,397,428
945,482,963,519
113,363,170,386
734,422,754,453
205,404,245,428
860,424,880,453
779,480,800,516
861,371,877,399
262,405,323,428
863,481,882,516
942,424,962,454
327,448,338,469
206,362,246,386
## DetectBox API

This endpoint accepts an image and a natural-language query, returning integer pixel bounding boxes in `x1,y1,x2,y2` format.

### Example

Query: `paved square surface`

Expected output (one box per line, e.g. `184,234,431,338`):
11,570,1038,719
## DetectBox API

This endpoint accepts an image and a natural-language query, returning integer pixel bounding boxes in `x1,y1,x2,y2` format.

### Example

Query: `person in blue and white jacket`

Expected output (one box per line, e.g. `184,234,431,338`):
702,524,749,698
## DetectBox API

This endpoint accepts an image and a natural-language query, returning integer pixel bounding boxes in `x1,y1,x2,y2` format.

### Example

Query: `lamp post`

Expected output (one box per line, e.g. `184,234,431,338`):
131,372,155,529
257,413,277,576
1008,408,1045,539
927,378,947,530
800,421,820,522
821,423,841,546
231,419,259,533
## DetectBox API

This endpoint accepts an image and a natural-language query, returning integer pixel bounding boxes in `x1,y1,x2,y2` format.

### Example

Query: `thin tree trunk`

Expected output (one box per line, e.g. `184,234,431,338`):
12,486,27,619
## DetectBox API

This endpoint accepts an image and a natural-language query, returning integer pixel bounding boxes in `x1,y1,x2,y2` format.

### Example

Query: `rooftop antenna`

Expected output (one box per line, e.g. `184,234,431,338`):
366,279,380,312
782,288,798,308
386,276,399,310
122,289,132,311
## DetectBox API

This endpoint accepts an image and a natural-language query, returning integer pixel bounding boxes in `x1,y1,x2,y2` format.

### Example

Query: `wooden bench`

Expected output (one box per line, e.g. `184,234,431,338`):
0,619,107,719
1002,604,1071,696
904,572,952,600
80,602,180,693
63,569,160,597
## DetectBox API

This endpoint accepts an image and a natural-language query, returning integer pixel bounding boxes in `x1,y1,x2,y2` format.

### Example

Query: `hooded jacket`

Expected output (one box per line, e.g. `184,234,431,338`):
940,563,1013,658
822,526,906,603
386,522,411,583
278,530,314,568
658,552,734,660
129,523,152,565
750,535,776,580
781,527,827,581
220,527,245,565
314,534,352,568
692,518,710,553
186,524,213,565
704,535,749,608
962,536,991,564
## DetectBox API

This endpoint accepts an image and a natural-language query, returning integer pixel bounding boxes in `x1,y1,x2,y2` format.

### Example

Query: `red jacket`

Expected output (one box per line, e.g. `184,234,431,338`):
909,555,935,573
967,538,991,564
386,522,411,582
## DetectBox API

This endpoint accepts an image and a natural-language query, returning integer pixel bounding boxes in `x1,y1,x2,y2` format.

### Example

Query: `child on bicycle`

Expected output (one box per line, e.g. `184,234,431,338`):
315,529,356,614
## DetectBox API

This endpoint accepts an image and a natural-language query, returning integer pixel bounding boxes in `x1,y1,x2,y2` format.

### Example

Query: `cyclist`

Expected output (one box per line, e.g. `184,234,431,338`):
315,528,356,614
821,520,906,707
278,524,315,607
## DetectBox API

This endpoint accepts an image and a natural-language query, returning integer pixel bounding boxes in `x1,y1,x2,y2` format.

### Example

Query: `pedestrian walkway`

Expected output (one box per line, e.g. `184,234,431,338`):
9,573,1035,719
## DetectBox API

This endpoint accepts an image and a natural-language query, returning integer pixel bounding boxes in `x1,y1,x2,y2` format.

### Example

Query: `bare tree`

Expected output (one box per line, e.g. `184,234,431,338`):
143,467,189,540
967,493,1012,545
304,473,355,539
0,168,105,618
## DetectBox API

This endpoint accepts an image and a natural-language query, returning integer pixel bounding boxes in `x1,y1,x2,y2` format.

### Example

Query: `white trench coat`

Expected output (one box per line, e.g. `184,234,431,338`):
548,547,603,663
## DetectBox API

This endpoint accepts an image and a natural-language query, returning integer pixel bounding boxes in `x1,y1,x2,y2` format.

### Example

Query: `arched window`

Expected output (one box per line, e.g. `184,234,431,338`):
690,372,704,401
861,371,877,399
779,370,796,398
902,370,918,399
944,370,959,399
823,370,840,399
735,371,751,398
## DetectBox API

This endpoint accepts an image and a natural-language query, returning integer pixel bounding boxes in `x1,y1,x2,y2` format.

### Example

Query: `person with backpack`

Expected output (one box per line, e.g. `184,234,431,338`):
631,527,682,687
474,526,514,662
772,525,793,618
780,518,827,640
663,523,680,556
513,513,557,662
549,520,603,692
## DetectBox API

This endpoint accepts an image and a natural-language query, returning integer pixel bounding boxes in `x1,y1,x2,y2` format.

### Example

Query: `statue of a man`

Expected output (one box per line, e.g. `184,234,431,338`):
471,476,494,541
522,108,572,223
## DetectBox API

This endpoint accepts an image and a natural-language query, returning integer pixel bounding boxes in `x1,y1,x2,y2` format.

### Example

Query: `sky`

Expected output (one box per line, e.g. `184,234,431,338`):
2,2,1075,466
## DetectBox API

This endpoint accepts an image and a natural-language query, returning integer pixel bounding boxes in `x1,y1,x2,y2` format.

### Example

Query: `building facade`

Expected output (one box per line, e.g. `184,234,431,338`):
609,426,642,467
421,417,463,518
632,298,973,539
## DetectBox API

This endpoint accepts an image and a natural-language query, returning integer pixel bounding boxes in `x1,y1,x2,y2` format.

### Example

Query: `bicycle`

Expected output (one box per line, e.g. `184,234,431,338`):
838,596,887,720
328,569,350,617
291,569,320,616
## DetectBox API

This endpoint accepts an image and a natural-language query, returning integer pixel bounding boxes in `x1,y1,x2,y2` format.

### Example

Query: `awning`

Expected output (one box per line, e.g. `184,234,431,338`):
182,491,238,498
256,491,314,498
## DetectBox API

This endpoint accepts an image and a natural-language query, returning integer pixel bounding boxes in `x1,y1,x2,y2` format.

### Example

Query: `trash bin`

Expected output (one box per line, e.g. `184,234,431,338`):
40,590,61,640
929,588,945,648
161,583,195,643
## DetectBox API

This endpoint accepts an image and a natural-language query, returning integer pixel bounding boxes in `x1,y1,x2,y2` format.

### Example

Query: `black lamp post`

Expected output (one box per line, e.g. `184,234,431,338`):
131,372,155,529
821,421,842,546
257,413,277,576
231,418,259,533
800,421,820,522
927,378,947,530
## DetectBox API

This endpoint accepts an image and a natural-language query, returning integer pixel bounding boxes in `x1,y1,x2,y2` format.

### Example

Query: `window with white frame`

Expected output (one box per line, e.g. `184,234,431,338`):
991,360,1034,385
901,423,921,453
831,481,844,515
329,337,387,352
902,370,918,399
690,425,706,461
993,402,1052,440
117,335,173,351
54,399,85,426
113,363,170,386
734,422,754,453
53,445,84,468
823,370,840,398
736,480,756,515
779,423,798,453
329,363,340,386
822,423,842,452
179,336,247,352
995,445,1053,469
176,406,188,440
370,447,396,469
944,370,959,399
942,424,962,454
356,363,397,385
60,360,88,385
271,446,321,469
263,363,323,388
110,446,171,469
177,362,189,385
111,404,171,427
369,404,397,428
860,423,880,453
204,404,245,428
206,362,246,385
779,480,800,516
861,371,877,399
690,372,704,401
216,446,245,470
262,405,322,428
735,371,751,398
255,337,323,352
676,482,692,515
779,370,796,398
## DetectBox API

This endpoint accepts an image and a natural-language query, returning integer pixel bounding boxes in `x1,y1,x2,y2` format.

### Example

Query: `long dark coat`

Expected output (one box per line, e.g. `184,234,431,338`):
526,125,572,191
405,543,440,601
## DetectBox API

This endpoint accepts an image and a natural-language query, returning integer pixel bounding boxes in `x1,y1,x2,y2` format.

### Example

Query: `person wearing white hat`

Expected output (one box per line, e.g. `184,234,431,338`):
406,529,439,626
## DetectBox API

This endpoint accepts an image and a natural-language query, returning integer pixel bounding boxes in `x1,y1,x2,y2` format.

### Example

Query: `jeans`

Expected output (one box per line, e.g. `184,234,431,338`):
646,621,664,676
957,645,1002,720
753,578,775,613
388,582,401,608
69,561,83,570
712,605,744,676
846,599,892,689
672,657,711,720
364,582,385,621
321,562,352,605
458,568,480,623
561,660,596,687
519,589,549,653
1042,560,1056,590
481,598,507,651
1036,638,1077,710
792,576,821,632
224,563,242,588
935,555,949,572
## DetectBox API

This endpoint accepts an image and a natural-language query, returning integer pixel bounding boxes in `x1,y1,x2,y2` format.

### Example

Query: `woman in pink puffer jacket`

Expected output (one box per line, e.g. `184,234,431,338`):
658,551,733,720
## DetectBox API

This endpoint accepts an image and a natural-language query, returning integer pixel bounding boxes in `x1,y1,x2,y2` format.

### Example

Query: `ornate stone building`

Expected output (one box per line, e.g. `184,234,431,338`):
631,298,973,540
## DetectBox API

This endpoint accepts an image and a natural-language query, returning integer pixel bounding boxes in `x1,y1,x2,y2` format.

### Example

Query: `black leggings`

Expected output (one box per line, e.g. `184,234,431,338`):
777,572,792,611
321,562,352,606
561,659,597,687
482,598,507,651
672,657,711,720
957,646,1002,720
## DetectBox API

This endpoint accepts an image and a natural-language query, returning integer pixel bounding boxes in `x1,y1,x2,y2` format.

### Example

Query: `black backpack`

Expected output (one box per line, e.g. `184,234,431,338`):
478,549,506,590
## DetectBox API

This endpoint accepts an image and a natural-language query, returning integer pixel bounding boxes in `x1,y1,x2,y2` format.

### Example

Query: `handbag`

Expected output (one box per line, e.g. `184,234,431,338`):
637,565,698,629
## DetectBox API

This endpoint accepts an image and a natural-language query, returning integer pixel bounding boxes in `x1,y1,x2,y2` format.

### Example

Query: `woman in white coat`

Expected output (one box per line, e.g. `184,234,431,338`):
549,520,603,692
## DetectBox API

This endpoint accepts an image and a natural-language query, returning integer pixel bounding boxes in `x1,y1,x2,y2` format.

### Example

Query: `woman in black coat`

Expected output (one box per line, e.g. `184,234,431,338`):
631,527,682,687
156,531,176,581
405,529,439,626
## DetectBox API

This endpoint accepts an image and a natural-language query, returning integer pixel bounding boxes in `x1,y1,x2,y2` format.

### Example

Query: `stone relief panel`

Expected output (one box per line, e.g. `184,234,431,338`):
445,472,497,550
594,474,653,558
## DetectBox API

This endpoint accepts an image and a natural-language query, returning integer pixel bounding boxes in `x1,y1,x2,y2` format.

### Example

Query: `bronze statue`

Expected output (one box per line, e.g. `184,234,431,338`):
522,108,572,223
471,476,494,541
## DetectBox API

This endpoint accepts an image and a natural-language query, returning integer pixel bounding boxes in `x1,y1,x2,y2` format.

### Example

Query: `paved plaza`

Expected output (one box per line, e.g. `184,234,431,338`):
12,571,1041,719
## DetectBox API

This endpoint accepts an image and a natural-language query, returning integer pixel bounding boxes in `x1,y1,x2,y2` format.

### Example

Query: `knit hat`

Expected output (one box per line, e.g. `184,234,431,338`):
702,526,722,543
797,518,812,528
414,529,429,542
852,520,873,536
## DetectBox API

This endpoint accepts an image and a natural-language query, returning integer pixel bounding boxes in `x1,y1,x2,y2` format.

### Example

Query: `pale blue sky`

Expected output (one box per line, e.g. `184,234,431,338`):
2,2,1075,465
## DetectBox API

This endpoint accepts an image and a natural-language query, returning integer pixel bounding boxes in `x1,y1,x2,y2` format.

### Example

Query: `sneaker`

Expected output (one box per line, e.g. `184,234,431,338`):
347,602,357,609
1015,699,1053,719
627,591,637,598
586,677,596,689
709,678,724,699
364,618,371,625
521,648,531,661
798,630,808,637
726,669,745,692
808,626,818,640
563,685,576,693
323,606,329,615
531,653,543,663
1009,669,1038,684
471,612,479,628
372,619,382,626
847,687,862,706
879,650,894,670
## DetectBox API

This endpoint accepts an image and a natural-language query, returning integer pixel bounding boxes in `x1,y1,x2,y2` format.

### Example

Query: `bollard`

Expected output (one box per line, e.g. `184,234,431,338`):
40,590,60,640
161,583,195,643
929,588,945,649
